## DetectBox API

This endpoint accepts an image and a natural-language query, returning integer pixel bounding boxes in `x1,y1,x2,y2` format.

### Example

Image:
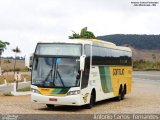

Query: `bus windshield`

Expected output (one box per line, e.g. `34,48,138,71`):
32,57,80,87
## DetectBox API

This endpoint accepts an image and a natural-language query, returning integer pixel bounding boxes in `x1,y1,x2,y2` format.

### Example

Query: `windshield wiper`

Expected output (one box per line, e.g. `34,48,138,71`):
56,70,65,87
53,60,65,87
44,59,55,86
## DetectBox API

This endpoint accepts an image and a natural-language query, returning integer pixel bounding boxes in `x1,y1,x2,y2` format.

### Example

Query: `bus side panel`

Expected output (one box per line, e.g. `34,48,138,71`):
90,66,114,102
89,66,132,102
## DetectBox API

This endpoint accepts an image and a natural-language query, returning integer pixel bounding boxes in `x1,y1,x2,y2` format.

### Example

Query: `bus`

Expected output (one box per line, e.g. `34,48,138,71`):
31,39,132,109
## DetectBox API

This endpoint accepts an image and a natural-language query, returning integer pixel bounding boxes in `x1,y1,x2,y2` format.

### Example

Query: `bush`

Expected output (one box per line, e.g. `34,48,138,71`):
133,60,160,71
14,68,21,71
3,92,13,96
17,86,30,92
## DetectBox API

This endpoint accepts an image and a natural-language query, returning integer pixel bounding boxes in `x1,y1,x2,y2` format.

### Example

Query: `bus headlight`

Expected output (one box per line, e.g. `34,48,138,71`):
31,88,41,94
67,90,80,95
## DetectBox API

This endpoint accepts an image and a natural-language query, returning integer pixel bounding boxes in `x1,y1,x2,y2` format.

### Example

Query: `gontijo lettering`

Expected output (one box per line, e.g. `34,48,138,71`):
113,69,124,76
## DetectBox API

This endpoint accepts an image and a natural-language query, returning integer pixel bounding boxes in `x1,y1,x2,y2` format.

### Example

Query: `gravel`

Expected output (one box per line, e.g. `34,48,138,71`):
0,80,160,115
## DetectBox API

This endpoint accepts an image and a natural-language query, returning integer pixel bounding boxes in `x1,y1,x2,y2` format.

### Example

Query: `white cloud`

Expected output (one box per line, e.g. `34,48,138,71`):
0,0,159,56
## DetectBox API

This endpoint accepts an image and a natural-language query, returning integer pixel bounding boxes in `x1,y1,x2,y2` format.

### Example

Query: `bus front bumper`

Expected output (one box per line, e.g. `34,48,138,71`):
31,93,84,106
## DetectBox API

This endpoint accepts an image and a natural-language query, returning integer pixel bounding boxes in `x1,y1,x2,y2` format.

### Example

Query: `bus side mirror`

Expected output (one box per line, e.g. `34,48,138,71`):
25,53,33,70
29,55,33,68
80,55,86,71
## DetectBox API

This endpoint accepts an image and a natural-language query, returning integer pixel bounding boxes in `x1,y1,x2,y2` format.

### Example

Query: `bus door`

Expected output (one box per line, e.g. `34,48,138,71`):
80,44,91,104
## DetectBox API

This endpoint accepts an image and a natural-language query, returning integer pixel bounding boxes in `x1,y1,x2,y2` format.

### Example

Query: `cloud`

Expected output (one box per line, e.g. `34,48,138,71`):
0,0,159,56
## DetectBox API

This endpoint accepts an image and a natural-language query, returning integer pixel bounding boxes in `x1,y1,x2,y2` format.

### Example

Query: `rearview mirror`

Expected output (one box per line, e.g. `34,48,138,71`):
25,53,33,71
80,55,86,71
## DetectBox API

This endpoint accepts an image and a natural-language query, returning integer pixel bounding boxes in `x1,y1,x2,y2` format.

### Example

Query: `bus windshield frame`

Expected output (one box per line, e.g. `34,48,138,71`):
31,43,82,88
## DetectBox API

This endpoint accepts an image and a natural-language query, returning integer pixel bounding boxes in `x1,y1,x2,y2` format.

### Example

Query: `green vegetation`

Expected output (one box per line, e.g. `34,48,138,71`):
97,34,160,50
3,67,29,72
69,27,96,39
3,92,13,96
0,40,10,66
3,87,30,96
17,86,30,92
133,60,160,71
0,40,10,49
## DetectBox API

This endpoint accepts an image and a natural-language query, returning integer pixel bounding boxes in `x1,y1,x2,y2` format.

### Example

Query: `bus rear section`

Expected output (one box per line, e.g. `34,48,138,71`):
90,45,132,102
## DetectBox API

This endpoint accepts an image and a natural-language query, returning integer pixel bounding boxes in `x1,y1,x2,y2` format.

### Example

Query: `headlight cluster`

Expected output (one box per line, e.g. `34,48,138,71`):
31,88,41,94
67,90,80,95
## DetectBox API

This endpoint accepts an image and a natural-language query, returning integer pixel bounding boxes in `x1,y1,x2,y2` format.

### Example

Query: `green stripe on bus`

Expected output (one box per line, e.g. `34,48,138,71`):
99,66,113,93
58,88,69,94
50,88,69,94
51,88,62,94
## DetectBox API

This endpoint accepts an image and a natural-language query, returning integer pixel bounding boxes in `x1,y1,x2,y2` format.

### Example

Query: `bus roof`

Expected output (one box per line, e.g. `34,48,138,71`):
81,39,131,52
37,39,131,52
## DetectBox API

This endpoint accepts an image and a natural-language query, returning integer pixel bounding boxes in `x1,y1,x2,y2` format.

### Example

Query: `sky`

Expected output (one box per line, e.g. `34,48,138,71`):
0,0,160,57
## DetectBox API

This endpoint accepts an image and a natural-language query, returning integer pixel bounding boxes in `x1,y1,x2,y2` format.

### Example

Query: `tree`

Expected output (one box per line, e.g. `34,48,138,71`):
0,40,10,75
12,46,21,75
0,40,10,67
69,31,80,39
69,27,96,39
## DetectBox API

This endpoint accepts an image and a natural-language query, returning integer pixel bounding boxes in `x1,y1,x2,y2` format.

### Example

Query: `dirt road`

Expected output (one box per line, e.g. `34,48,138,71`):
0,79,160,115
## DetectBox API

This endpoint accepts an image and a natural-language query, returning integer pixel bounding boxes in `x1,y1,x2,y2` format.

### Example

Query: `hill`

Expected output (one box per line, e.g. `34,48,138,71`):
97,34,160,50
97,34,160,61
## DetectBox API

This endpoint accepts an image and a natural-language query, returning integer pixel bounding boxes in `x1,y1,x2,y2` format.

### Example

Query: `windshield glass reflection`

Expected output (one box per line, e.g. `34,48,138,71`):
32,57,80,87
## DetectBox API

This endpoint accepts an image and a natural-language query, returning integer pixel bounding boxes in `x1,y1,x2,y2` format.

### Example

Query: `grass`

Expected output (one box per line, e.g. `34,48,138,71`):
17,86,30,92
2,86,30,96
133,60,160,71
3,92,13,96
3,87,30,96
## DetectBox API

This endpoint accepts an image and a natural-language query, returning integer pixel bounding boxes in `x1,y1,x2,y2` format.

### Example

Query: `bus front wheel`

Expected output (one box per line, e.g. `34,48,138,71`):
86,91,95,109
46,104,55,109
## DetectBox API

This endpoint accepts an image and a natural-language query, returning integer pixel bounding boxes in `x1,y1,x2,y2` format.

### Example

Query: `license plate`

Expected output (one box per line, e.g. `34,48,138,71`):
49,98,57,102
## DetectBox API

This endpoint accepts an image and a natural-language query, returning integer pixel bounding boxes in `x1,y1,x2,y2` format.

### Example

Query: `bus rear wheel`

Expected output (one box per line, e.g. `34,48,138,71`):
116,86,124,101
46,104,55,109
123,85,127,99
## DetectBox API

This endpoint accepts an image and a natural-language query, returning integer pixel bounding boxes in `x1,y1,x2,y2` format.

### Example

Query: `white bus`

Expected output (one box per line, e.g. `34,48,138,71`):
31,39,132,108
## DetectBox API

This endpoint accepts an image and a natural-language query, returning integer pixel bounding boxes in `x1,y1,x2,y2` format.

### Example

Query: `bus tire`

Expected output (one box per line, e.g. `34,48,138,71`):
86,91,95,109
124,84,127,95
121,90,124,100
116,86,123,101
122,84,127,99
46,104,55,109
